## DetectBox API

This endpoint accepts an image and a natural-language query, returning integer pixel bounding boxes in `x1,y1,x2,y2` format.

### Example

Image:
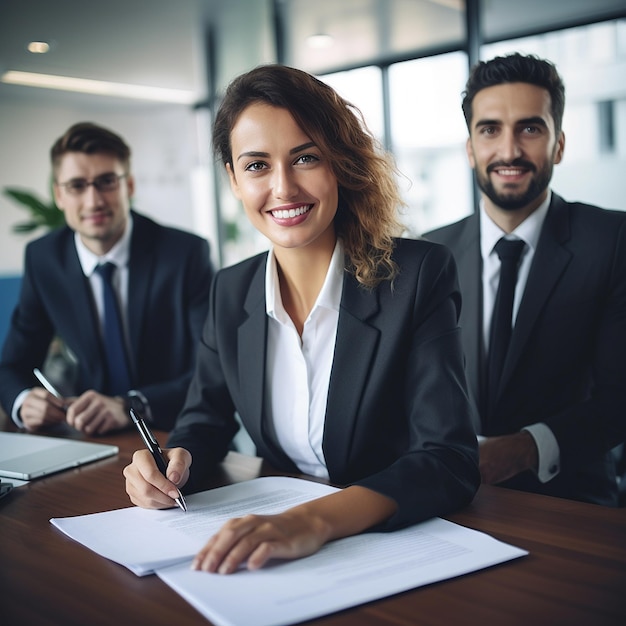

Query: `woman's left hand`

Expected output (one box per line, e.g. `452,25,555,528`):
191,485,397,574
191,509,330,574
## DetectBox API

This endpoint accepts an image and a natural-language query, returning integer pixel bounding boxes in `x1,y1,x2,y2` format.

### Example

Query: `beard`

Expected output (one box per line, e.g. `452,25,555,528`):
475,158,554,211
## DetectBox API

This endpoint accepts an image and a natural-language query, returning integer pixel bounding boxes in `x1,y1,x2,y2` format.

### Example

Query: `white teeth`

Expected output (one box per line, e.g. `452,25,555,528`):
272,205,310,219
498,169,524,176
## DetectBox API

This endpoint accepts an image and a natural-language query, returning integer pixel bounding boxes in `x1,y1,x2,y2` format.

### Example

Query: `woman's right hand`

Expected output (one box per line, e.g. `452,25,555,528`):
123,447,191,509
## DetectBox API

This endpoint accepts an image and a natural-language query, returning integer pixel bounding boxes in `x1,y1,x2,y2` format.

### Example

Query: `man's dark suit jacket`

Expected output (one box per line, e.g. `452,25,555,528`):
425,193,626,505
167,238,480,529
0,211,214,430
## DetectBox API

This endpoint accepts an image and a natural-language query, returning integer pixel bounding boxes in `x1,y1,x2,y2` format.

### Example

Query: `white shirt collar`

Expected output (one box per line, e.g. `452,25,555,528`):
74,215,133,277
265,239,344,324
480,190,551,259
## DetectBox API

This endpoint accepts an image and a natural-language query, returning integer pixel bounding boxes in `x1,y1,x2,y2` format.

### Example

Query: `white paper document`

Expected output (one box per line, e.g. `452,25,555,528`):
50,476,527,626
51,477,336,576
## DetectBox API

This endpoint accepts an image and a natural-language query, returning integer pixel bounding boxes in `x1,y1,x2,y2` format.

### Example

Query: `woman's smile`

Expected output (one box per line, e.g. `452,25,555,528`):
269,203,313,222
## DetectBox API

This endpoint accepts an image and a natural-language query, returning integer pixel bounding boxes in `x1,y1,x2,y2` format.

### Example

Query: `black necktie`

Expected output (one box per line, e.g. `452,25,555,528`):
487,238,525,417
95,262,132,396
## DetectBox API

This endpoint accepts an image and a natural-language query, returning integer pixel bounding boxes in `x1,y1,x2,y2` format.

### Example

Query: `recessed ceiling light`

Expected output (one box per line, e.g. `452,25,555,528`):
27,41,50,54
306,34,334,49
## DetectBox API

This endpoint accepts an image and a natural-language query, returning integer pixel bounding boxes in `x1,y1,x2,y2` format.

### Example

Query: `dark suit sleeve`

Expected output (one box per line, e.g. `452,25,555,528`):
349,243,480,529
0,241,56,414
545,216,626,468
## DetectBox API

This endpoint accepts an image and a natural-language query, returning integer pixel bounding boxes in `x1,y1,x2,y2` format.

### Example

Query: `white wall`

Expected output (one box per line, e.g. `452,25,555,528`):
0,92,218,276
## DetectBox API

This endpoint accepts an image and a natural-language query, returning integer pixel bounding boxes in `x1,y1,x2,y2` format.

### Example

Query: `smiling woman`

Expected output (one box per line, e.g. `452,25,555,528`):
212,64,404,290
123,63,480,575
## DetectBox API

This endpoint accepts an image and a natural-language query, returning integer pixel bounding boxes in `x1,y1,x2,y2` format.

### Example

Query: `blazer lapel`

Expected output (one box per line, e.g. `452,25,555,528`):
498,196,572,395
237,261,267,445
235,255,300,470
323,271,380,476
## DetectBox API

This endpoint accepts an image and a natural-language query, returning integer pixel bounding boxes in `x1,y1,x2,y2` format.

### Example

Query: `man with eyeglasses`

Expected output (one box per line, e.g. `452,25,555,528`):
0,122,215,435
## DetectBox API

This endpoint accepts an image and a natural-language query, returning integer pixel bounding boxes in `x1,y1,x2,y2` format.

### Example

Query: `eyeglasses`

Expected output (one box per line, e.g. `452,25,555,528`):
56,173,127,195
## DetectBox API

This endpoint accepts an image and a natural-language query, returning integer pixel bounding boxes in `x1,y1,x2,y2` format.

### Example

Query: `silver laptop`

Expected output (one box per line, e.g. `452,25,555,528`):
0,432,118,480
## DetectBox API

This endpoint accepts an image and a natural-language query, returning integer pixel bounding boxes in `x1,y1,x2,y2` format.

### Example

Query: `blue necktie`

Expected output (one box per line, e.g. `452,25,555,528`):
95,262,132,396
486,238,525,419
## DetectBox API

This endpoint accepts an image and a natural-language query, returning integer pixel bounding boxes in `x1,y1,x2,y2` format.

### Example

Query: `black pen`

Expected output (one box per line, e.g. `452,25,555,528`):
129,407,187,512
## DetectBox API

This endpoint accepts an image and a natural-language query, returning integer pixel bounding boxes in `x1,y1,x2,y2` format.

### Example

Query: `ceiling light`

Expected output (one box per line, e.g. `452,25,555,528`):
1,71,196,104
27,41,50,54
306,34,334,49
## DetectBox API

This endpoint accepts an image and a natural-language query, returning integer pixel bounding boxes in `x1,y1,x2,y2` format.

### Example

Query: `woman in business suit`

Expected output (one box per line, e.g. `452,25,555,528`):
124,64,479,574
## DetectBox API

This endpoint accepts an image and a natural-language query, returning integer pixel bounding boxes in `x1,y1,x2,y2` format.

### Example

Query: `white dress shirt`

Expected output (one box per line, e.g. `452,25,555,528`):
264,240,344,478
479,193,560,482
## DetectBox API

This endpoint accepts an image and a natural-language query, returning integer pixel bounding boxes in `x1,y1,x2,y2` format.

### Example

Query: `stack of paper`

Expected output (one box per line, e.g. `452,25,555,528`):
51,476,527,626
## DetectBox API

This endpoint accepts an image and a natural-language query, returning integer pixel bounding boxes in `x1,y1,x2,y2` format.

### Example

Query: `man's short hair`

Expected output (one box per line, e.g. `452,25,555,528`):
461,53,566,135
50,122,131,174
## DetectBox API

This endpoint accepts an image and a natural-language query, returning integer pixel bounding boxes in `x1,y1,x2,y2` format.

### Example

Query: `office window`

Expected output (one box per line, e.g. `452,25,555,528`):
388,52,472,235
319,66,384,142
598,100,616,154
483,19,626,212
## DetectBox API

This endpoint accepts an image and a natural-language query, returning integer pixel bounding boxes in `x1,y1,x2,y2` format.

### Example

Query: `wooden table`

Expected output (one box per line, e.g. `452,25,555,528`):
1,428,625,625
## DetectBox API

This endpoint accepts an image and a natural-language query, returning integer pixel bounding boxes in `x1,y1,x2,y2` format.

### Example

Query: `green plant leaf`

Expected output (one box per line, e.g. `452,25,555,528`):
12,223,40,233
4,187,65,233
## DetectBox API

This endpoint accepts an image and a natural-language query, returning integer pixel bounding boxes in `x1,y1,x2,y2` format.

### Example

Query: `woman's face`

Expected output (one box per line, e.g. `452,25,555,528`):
227,102,338,255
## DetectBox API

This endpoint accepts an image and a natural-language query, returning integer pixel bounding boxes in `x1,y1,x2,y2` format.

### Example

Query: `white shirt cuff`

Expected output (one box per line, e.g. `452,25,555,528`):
11,389,30,429
522,423,560,483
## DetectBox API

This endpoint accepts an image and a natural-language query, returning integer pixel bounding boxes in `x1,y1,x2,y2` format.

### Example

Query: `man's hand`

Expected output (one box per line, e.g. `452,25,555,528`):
65,390,130,435
19,388,67,431
479,431,539,485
